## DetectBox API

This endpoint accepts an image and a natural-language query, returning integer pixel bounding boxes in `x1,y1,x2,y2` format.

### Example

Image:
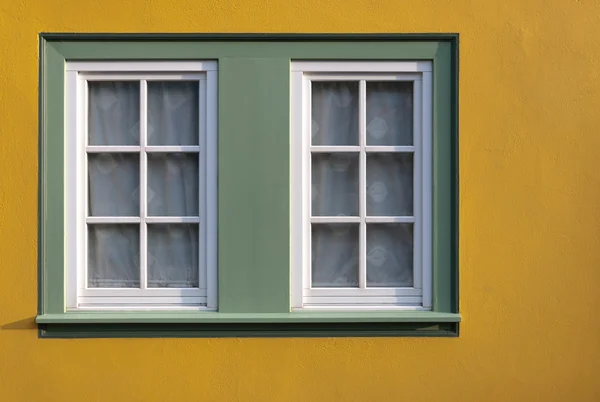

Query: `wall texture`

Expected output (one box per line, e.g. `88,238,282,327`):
1,0,599,401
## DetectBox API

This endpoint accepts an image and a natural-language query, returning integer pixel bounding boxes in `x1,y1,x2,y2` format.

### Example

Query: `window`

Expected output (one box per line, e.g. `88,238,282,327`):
64,62,217,310
291,62,432,310
37,35,459,337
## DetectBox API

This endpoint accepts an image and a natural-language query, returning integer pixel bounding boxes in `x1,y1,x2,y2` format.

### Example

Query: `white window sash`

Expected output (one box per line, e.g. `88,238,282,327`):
291,61,433,310
65,62,218,311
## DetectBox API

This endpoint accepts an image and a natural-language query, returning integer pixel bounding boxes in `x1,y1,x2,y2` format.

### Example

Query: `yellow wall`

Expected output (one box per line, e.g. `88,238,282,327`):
1,0,600,400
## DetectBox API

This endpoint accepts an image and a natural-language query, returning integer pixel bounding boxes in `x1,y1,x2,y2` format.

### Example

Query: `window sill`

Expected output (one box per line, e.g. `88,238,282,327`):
36,312,460,338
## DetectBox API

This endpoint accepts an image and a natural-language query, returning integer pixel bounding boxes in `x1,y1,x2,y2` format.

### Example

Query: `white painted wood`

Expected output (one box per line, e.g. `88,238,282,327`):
82,77,90,296
291,71,305,310
81,74,206,81
364,146,415,153
145,146,200,153
291,61,434,310
144,217,200,224
205,69,219,310
65,60,218,310
140,79,148,290
72,305,214,311
304,76,313,298
80,288,206,297
67,61,217,72
309,146,360,153
85,217,141,224
358,80,367,290
86,146,141,153
422,72,433,309
305,287,422,297
198,79,207,293
305,73,423,82
413,79,423,290
291,61,432,72
294,305,430,311
304,296,423,305
78,296,206,305
310,216,360,224
364,216,415,223
66,71,79,310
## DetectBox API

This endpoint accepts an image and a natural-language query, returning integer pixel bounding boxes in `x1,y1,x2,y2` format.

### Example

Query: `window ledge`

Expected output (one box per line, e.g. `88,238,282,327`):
36,312,460,338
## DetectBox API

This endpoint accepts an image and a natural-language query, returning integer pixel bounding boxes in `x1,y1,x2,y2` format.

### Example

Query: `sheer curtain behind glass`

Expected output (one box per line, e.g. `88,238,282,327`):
87,81,200,288
311,81,414,288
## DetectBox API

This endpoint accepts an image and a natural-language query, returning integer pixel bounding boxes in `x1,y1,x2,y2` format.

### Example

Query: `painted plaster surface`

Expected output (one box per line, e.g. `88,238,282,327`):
1,0,600,400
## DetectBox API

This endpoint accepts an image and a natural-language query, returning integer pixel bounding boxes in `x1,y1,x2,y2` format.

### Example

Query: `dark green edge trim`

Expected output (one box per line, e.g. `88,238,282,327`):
37,35,46,337
37,33,459,337
451,36,460,315
40,33,458,42
37,34,44,339
39,322,458,338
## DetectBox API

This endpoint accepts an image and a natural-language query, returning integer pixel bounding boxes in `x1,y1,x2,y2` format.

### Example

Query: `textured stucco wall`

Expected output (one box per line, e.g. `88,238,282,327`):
1,1,600,401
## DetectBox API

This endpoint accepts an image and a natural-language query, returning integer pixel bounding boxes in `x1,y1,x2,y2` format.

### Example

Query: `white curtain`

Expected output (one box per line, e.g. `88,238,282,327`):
87,81,200,288
311,81,414,288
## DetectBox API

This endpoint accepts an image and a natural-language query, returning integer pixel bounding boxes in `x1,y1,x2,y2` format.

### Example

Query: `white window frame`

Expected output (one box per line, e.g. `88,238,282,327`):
291,61,433,310
65,61,218,311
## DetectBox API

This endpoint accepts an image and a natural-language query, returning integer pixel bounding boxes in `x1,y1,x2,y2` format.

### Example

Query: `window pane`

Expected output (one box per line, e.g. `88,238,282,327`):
148,81,199,146
366,153,413,216
148,224,199,288
311,82,359,146
367,224,413,287
88,224,140,288
88,81,140,145
366,82,413,146
312,153,359,216
88,153,140,216
311,224,359,287
148,153,199,216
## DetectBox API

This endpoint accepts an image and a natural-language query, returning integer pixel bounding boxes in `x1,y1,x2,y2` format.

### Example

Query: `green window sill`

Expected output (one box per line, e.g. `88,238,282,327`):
36,312,460,338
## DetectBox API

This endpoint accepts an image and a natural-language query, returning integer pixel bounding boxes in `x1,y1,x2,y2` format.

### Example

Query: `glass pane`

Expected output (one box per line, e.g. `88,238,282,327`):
88,224,140,288
311,81,359,146
88,81,140,145
148,224,199,288
88,153,140,216
366,153,413,216
148,81,199,146
367,224,413,287
312,153,359,216
148,153,199,216
366,82,413,146
311,224,359,287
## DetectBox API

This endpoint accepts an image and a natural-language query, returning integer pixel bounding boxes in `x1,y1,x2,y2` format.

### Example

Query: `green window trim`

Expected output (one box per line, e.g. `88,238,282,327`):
37,33,459,338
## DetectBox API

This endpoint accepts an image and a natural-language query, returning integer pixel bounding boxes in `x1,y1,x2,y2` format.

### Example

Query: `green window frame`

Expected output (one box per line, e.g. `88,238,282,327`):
36,34,460,338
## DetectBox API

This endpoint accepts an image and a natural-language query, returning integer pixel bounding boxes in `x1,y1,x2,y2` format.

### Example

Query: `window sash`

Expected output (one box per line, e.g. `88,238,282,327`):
291,62,433,310
65,62,218,310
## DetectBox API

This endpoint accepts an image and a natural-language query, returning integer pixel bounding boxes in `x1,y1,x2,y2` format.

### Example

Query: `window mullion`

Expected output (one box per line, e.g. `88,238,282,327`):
359,80,367,290
139,79,148,290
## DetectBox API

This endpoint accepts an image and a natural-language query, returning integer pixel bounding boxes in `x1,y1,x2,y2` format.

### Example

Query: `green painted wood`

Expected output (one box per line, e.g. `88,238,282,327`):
36,311,461,324
38,35,460,335
40,42,66,314
39,322,458,338
432,43,456,313
218,58,290,313
50,41,439,61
